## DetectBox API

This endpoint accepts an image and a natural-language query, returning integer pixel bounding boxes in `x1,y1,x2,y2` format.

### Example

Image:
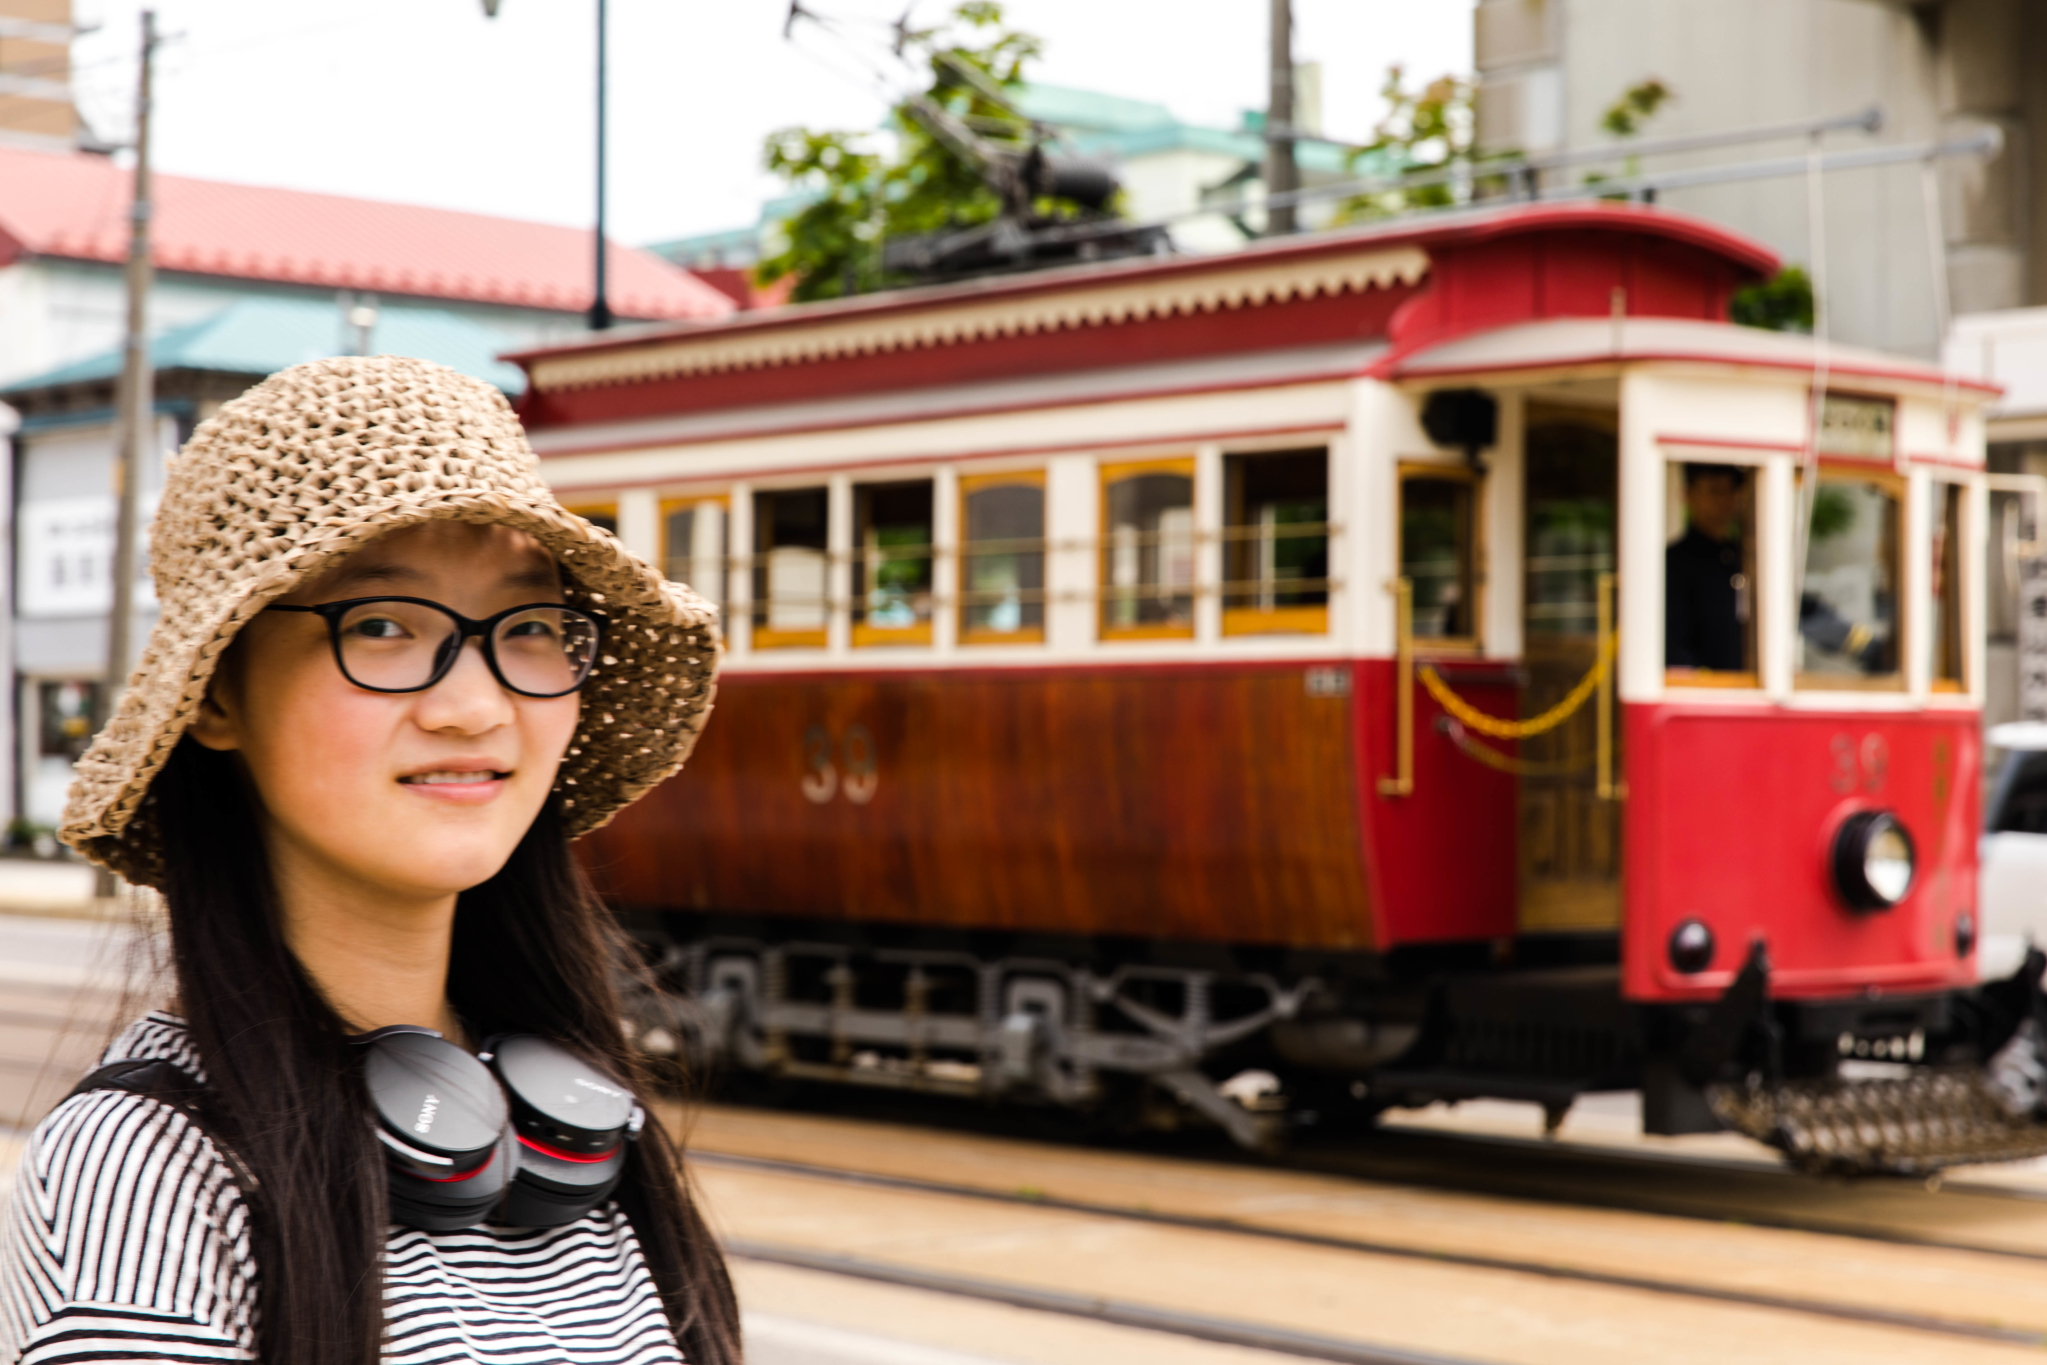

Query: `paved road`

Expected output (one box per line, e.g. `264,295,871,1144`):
0,912,154,1132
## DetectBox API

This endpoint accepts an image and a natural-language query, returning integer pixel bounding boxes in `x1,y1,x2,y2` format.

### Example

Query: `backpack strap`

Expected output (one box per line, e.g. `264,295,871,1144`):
69,1058,208,1106
68,1059,264,1205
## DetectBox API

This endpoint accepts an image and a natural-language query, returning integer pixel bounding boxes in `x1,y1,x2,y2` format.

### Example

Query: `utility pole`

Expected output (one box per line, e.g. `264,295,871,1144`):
483,0,610,329
101,9,154,730
96,9,155,897
1264,0,1298,235
589,0,612,330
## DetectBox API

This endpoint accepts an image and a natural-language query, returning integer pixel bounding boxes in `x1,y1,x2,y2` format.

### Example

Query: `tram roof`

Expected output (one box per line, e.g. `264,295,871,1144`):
509,202,1797,428
1394,316,2000,397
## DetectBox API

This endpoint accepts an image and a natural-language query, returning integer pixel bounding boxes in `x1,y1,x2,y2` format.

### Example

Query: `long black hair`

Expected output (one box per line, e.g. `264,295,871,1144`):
148,735,740,1365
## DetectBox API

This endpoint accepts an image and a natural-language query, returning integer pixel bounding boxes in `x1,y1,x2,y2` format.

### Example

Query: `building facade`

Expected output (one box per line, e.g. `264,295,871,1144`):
1475,0,2047,360
0,141,734,835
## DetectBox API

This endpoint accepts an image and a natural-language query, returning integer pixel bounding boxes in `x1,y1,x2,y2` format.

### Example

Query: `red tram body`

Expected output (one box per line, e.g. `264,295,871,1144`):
514,204,2026,1163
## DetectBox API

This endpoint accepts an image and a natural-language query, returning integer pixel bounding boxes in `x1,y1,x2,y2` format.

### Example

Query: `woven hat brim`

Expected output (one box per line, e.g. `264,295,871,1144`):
61,489,718,888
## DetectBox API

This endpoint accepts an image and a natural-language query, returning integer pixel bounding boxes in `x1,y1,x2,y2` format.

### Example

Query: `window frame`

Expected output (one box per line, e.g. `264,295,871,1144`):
1660,457,1763,691
1395,461,1484,656
749,485,832,651
1221,447,1333,639
1793,463,1907,694
562,499,620,537
958,469,1047,647
658,493,728,598
850,478,937,649
1927,472,1968,696
1098,456,1199,643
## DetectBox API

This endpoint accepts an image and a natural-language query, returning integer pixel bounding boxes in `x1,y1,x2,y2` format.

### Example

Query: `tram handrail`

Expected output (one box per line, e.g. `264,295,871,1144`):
1377,578,1414,798
1597,572,1624,802
1379,573,1624,799
730,578,1344,612
715,522,1344,570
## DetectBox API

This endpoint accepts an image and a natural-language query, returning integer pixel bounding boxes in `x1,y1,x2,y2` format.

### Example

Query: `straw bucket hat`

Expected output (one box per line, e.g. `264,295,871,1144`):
61,355,719,887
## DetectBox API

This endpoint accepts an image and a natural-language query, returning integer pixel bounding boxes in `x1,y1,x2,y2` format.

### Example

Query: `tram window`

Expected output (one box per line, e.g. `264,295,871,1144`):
1398,467,1477,644
565,501,619,536
752,487,829,649
960,472,1045,644
1663,462,1758,684
1224,449,1329,636
1525,424,1616,639
1100,460,1195,640
1796,472,1902,687
661,498,726,615
853,480,934,646
1930,480,1965,691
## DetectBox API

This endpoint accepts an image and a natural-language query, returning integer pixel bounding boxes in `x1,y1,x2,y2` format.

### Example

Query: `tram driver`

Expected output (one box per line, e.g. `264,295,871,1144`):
1665,463,1750,673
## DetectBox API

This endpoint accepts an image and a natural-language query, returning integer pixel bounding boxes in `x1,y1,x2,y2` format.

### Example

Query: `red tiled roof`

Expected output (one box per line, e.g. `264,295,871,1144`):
0,144,735,322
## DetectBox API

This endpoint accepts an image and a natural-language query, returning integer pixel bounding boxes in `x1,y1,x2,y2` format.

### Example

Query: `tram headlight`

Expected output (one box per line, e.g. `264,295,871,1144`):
1667,919,1715,974
1831,810,1916,912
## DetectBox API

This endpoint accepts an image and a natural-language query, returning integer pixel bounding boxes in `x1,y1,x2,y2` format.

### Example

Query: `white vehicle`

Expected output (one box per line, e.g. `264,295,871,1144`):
1982,721,2047,979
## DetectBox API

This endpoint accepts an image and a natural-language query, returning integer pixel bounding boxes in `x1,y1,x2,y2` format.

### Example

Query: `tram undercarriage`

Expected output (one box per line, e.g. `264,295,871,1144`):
620,913,2047,1173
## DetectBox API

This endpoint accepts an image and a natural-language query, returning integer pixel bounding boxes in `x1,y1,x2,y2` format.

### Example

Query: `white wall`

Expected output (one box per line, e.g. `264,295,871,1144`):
1477,0,1988,360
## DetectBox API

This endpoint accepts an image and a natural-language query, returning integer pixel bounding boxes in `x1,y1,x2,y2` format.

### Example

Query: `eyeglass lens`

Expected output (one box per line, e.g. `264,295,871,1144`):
334,601,599,696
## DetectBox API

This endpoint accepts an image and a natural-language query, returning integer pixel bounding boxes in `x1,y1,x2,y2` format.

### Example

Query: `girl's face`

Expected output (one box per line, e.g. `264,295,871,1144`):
192,521,582,904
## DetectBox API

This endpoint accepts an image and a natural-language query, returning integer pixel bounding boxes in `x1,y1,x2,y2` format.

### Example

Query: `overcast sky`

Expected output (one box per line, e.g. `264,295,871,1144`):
69,1,1473,247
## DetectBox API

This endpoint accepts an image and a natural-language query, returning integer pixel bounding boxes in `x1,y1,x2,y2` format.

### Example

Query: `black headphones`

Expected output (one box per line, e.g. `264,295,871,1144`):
358,1026,644,1232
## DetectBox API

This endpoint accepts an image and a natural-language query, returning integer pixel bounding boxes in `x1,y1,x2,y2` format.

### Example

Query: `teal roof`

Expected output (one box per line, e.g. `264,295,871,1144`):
1013,84,1176,134
645,224,759,267
1059,119,1374,177
3,296,526,397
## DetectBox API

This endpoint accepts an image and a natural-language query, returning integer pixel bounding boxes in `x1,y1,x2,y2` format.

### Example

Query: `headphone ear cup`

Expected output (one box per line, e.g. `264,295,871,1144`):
386,1148,514,1233
363,1030,514,1232
499,1143,628,1229
484,1035,638,1229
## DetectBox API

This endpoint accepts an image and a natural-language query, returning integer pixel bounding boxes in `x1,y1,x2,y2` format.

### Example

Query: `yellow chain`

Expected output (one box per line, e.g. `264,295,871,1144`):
1416,631,1618,740
1438,717,1595,777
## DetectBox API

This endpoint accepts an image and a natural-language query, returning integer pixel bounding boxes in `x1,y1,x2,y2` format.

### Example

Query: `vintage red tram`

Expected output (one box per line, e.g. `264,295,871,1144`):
513,203,2047,1170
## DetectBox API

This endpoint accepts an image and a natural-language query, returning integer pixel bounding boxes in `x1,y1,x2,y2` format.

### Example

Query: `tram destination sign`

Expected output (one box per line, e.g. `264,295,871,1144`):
1816,393,1895,460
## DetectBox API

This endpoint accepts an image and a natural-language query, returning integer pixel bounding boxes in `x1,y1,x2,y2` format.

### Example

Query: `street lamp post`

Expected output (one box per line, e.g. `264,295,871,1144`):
482,0,612,331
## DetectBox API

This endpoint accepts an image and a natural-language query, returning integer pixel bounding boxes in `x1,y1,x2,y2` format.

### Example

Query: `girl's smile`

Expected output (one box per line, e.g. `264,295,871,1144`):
398,764,513,803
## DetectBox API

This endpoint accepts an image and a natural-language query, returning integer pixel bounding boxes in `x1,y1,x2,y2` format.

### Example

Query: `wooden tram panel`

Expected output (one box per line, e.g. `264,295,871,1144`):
588,661,1496,951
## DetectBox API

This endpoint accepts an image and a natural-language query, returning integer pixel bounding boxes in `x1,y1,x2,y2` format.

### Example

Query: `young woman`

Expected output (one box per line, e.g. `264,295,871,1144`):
0,357,739,1365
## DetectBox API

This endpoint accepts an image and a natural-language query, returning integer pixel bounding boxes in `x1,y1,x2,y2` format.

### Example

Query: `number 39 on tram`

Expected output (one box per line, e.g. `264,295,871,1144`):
511,201,2047,1173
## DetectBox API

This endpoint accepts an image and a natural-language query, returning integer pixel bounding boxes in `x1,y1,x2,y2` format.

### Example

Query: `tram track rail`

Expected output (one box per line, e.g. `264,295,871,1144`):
727,1238,1477,1365
688,1083,2047,1251
691,1143,2047,1349
1283,1124,2047,1260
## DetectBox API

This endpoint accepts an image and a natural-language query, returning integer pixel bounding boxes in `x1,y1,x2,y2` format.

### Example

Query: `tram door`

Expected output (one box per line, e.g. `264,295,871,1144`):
1518,405,1621,932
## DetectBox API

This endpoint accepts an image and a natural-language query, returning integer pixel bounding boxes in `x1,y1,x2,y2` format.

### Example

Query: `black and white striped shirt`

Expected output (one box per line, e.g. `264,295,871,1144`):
0,1013,686,1365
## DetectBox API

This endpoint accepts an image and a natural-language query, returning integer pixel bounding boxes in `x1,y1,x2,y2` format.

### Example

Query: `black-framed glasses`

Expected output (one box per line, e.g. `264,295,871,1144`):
265,597,604,698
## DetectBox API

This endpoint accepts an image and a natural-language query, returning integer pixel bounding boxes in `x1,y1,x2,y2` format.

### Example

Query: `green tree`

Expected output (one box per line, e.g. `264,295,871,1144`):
757,2,1056,302
1336,65,1477,222
1583,78,1674,191
1599,78,1672,138
1730,266,1816,333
